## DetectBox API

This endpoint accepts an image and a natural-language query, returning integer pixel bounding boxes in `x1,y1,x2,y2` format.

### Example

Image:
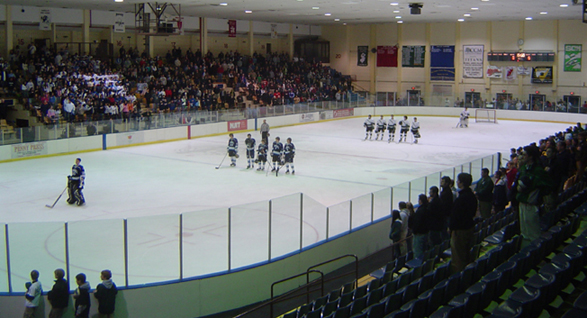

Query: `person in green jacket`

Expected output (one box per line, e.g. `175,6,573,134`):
516,145,554,247
474,168,494,219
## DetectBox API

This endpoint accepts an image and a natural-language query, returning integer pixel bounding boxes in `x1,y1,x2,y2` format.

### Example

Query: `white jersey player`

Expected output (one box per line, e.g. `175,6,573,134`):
363,115,375,140
387,115,397,143
411,117,421,144
375,116,387,140
399,116,410,142
459,107,470,128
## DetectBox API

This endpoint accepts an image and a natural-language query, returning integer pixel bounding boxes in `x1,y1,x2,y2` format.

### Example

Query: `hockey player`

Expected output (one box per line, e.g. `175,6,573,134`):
244,133,256,169
387,115,397,143
67,158,85,206
284,138,296,175
375,115,387,140
363,115,375,140
459,107,470,128
227,133,238,167
271,136,284,172
411,117,421,144
399,116,410,142
256,139,268,171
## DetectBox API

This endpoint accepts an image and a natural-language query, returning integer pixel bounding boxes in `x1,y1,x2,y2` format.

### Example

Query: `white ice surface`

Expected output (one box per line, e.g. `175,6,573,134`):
0,116,570,288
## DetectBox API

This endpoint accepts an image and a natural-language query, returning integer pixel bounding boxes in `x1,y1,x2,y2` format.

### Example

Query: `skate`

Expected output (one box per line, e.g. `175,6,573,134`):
286,170,290,174
246,165,250,169
292,170,295,175
257,167,262,171
230,163,236,167
271,167,276,172
76,200,85,206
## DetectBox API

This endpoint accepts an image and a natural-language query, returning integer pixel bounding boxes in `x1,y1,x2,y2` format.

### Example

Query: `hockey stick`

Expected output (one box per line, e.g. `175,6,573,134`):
45,186,68,209
215,153,228,169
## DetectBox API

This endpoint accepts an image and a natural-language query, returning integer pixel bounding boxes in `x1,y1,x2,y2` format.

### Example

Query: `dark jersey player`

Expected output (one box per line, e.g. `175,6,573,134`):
256,139,268,171
244,133,256,169
67,158,86,206
227,133,238,167
271,137,284,172
284,138,296,175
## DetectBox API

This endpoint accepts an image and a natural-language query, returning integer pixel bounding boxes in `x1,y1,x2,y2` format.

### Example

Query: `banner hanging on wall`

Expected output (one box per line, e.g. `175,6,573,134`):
486,66,503,78
430,45,455,81
531,66,553,84
517,66,532,76
402,46,425,68
376,46,398,67
228,20,236,37
39,9,51,31
357,46,369,67
463,45,484,78
114,13,125,33
564,44,582,72
271,24,278,39
505,66,517,81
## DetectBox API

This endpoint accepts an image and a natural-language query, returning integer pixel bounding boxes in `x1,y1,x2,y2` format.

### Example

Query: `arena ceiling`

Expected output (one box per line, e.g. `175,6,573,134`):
4,0,585,25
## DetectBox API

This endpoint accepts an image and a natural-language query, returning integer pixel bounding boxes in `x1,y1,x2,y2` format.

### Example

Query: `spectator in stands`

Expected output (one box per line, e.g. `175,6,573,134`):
23,270,42,318
74,273,91,318
450,173,477,273
94,269,118,318
517,145,554,247
427,186,444,247
474,168,494,219
493,169,508,214
410,194,429,259
440,176,454,241
47,268,69,318
389,210,402,258
398,201,410,255
555,141,572,191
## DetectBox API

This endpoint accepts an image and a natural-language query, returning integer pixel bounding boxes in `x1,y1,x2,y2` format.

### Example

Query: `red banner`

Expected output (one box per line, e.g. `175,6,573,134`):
227,119,247,131
333,108,354,118
377,46,398,67
228,20,236,38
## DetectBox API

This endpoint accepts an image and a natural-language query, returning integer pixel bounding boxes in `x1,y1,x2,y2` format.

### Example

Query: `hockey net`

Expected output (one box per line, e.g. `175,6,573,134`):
475,109,497,123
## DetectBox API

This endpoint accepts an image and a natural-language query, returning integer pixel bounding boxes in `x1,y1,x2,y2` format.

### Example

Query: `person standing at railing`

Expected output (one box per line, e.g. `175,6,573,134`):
449,173,477,273
398,202,410,256
427,186,444,247
260,119,270,145
389,210,403,258
474,168,494,219
23,270,42,318
410,194,429,260
47,268,69,318
440,176,454,242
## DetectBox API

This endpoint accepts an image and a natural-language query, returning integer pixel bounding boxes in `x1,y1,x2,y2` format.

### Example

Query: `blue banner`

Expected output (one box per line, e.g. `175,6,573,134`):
431,45,455,68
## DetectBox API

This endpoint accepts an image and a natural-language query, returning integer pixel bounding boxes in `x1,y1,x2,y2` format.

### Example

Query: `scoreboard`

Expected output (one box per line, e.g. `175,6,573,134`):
487,52,555,62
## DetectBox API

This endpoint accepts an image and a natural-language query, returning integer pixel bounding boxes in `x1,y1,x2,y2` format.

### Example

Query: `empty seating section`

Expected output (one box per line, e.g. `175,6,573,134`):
277,182,587,318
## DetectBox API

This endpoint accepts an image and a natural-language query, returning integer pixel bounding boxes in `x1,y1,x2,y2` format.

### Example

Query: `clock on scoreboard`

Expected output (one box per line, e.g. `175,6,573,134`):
487,52,555,62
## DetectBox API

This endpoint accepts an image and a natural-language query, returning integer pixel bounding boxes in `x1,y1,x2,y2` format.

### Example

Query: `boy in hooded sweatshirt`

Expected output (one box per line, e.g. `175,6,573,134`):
73,273,91,318
94,270,118,318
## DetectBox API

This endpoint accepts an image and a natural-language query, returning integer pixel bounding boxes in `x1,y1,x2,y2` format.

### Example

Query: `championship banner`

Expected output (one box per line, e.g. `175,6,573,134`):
357,46,369,66
377,46,398,67
431,45,455,67
531,66,553,84
505,66,517,81
402,46,425,68
271,24,278,39
39,9,51,31
564,44,582,72
487,66,503,79
517,66,532,76
463,45,484,78
114,13,125,33
228,20,236,37
431,45,455,81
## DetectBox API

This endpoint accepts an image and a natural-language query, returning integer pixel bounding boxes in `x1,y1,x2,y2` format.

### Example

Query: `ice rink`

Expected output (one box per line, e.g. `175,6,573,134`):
0,116,571,289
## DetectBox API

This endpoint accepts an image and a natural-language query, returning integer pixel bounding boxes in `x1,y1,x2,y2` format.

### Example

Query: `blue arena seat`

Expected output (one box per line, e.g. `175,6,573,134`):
382,279,398,298
365,302,386,318
524,272,557,306
507,285,541,317
350,296,367,316
400,297,427,318
333,305,351,318
383,291,402,315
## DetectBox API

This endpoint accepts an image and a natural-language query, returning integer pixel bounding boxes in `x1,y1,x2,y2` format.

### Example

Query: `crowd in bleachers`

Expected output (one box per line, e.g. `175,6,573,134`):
0,43,353,126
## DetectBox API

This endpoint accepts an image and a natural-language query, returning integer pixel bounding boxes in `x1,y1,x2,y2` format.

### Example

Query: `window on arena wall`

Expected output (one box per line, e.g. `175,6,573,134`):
295,40,330,63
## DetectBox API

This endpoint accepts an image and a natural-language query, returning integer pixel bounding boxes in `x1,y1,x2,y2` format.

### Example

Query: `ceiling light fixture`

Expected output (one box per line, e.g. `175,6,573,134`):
219,2,227,6
312,6,320,10
393,10,400,13
395,16,402,19
540,12,547,14
464,13,471,17
397,21,403,23
334,18,340,21
471,7,479,10
114,0,124,2
245,10,252,13
458,18,465,22
560,4,569,7
325,13,331,16
525,17,532,20
390,2,399,6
